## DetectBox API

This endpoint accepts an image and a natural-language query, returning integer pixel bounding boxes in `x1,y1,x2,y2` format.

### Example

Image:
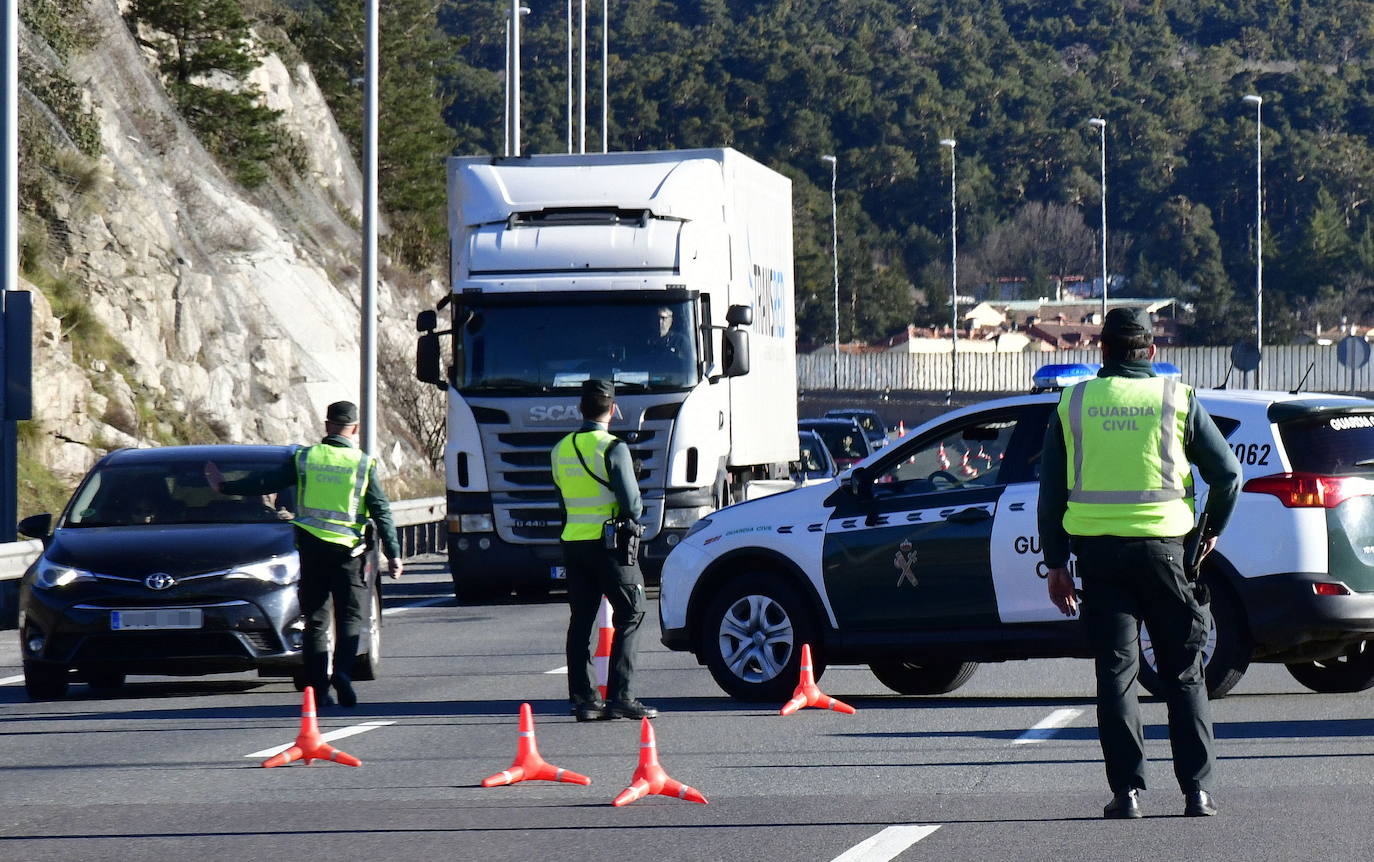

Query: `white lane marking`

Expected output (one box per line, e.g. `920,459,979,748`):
382,596,451,616
830,824,941,862
244,720,396,758
544,666,568,675
0,674,23,686
1012,708,1084,745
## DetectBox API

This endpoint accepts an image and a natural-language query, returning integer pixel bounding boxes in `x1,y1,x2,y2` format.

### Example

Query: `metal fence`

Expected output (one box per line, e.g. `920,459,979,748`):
0,496,447,629
799,345,1374,394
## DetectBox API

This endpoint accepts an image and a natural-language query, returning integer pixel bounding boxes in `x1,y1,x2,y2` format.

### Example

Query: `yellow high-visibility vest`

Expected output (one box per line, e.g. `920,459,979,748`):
551,430,620,542
1058,376,1195,537
293,444,372,548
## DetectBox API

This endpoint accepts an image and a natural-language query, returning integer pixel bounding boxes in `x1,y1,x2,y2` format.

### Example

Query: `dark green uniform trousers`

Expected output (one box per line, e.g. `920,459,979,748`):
1076,535,1216,794
561,538,646,707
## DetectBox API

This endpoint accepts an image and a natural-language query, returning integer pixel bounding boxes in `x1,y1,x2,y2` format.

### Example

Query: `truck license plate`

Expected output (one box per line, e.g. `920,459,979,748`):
111,609,204,630
550,566,567,580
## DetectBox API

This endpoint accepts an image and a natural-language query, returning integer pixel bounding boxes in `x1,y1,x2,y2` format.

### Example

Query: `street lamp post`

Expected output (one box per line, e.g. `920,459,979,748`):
1088,117,1107,321
1242,93,1264,389
821,155,840,389
940,139,957,404
504,4,530,157
566,0,572,153
601,0,608,152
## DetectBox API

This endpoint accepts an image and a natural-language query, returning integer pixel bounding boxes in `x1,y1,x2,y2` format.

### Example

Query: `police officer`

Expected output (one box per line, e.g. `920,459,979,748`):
207,401,403,707
1038,307,1241,819
551,379,657,722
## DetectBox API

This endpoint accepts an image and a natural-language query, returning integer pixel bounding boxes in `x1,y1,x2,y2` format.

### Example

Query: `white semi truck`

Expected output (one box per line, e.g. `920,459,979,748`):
416,148,798,600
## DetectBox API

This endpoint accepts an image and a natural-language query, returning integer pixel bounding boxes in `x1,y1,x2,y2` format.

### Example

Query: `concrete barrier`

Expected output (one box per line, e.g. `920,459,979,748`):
0,497,446,629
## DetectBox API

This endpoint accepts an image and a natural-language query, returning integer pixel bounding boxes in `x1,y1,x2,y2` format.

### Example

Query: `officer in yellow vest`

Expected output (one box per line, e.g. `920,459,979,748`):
551,379,656,722
1038,307,1241,820
207,401,403,707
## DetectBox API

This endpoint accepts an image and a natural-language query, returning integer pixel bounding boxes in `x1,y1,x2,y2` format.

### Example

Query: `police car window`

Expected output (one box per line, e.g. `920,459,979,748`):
873,418,1018,494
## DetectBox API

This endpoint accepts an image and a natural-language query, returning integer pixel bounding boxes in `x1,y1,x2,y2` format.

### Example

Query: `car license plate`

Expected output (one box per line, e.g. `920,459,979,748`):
550,566,567,580
110,609,204,631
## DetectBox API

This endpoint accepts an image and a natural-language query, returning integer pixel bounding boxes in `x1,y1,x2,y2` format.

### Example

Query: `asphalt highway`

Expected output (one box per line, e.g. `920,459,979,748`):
2,557,1373,861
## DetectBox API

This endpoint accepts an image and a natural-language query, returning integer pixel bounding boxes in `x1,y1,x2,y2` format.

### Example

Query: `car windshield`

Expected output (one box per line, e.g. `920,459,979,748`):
456,299,699,393
65,456,296,527
804,423,870,461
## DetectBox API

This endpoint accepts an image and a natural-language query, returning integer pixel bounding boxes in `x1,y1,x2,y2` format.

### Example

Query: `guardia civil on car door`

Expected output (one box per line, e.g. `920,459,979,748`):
660,362,1374,702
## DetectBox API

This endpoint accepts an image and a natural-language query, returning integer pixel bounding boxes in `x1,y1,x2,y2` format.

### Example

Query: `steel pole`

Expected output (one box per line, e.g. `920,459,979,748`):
503,19,510,156
940,139,957,404
361,0,378,453
1243,94,1264,389
566,0,573,153
2,0,18,539
511,0,521,156
822,156,839,390
601,0,608,152
1098,124,1107,319
579,0,586,153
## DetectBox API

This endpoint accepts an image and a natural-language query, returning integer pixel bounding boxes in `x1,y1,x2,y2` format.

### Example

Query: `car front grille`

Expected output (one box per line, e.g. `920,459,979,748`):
70,632,253,662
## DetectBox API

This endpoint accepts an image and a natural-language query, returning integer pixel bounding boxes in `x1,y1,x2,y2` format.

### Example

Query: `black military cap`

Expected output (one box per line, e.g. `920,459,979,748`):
1101,306,1153,339
326,400,360,424
581,378,614,398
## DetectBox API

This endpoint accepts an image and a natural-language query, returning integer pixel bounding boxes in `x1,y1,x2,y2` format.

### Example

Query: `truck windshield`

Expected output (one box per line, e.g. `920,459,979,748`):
458,299,699,393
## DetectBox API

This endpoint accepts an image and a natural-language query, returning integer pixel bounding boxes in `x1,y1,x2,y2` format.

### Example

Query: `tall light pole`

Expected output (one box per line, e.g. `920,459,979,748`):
940,138,957,404
504,4,530,157
601,0,609,152
821,155,840,389
1088,117,1107,320
1242,93,1264,389
361,0,378,452
579,0,587,152
566,0,572,153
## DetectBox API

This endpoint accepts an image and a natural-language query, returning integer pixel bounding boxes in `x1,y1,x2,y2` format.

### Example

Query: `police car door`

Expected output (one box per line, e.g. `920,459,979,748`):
822,411,1027,631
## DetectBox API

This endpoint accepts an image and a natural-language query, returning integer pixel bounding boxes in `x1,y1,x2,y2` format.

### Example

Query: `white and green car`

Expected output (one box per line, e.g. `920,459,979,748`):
660,369,1374,702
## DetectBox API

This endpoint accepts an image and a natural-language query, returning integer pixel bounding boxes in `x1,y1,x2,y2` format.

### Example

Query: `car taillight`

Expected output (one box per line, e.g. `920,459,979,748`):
1242,472,1374,508
1314,582,1353,596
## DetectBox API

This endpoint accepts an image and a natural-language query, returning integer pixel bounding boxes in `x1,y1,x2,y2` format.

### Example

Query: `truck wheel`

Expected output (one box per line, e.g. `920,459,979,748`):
23,661,69,701
1286,641,1374,693
1138,572,1250,700
700,571,820,702
354,588,383,681
869,659,978,695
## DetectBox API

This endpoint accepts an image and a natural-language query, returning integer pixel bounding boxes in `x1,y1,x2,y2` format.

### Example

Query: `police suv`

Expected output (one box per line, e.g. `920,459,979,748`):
659,364,1374,701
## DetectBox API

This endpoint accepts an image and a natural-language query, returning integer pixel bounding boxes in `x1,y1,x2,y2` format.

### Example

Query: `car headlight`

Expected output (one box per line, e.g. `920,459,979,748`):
664,506,713,530
32,558,96,589
459,513,494,533
226,555,300,585
683,517,713,540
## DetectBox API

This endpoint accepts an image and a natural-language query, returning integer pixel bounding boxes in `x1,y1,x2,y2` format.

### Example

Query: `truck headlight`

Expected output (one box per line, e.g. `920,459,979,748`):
226,555,300,585
33,559,96,589
664,506,713,530
460,514,494,533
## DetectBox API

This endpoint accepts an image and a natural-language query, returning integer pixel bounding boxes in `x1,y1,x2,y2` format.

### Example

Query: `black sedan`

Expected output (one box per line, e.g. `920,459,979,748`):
16,445,383,700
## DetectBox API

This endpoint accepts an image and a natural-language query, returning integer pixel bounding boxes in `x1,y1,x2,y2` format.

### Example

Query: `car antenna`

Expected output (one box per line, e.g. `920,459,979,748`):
1290,361,1316,395
1215,365,1232,390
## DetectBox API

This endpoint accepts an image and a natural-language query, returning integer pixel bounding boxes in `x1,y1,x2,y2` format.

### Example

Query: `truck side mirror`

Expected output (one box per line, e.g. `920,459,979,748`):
416,309,437,332
726,304,753,327
722,329,750,377
416,332,446,389
17,513,52,541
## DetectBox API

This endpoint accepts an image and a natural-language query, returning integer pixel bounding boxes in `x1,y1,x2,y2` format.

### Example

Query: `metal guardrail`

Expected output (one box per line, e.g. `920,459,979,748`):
0,496,447,629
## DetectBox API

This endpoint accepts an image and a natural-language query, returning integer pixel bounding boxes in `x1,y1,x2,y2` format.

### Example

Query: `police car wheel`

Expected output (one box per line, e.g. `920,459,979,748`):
701,572,821,702
868,659,978,696
1285,641,1374,693
1138,571,1250,700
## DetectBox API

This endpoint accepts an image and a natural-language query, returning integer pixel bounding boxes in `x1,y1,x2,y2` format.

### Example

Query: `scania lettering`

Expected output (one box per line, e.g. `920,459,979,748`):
416,149,798,601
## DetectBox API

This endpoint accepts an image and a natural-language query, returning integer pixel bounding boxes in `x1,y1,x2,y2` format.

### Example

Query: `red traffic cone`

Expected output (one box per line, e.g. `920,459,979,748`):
261,686,362,768
482,703,591,787
612,718,707,807
594,596,615,702
779,644,855,716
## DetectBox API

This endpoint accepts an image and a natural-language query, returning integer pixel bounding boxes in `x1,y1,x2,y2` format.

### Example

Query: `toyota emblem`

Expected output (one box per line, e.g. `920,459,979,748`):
144,572,176,591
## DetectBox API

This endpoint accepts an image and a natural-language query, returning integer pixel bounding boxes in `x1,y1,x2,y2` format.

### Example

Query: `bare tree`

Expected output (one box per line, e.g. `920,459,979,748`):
971,201,1098,296
379,332,445,469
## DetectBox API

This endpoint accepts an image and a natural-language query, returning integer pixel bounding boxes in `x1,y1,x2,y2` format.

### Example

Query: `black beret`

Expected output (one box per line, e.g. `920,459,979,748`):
581,378,614,398
1101,307,1153,339
326,400,359,424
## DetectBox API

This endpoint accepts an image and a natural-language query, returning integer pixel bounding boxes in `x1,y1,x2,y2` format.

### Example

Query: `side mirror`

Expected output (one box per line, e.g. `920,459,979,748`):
726,304,753,327
416,332,446,389
17,513,52,540
847,466,872,500
416,309,437,333
722,329,750,377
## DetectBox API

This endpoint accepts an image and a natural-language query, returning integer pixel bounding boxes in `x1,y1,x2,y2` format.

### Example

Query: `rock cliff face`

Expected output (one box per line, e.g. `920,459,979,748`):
22,0,437,493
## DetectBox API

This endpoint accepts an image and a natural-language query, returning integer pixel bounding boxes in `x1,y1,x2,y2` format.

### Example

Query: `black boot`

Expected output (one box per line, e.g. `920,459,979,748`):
332,673,357,708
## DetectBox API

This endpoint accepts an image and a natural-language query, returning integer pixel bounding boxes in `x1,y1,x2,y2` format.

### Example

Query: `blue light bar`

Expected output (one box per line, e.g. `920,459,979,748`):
1152,362,1182,379
1033,363,1101,390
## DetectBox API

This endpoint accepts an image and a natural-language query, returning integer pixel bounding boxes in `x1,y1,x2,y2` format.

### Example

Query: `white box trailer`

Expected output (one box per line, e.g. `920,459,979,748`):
417,148,798,599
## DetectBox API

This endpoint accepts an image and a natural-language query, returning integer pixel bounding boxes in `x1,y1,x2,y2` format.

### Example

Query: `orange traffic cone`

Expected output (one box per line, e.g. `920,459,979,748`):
779,644,856,716
936,443,950,470
612,718,708,807
897,420,906,438
482,703,591,787
594,596,615,701
261,686,362,768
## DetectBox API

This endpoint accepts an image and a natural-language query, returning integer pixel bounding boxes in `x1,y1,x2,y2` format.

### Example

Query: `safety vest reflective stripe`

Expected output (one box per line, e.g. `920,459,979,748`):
552,430,619,542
